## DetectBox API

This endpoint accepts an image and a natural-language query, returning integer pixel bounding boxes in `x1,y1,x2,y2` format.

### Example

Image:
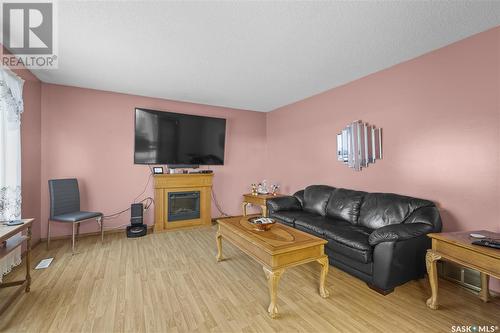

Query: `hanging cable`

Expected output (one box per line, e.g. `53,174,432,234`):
102,166,155,220
133,170,153,203
211,186,229,217
102,196,154,219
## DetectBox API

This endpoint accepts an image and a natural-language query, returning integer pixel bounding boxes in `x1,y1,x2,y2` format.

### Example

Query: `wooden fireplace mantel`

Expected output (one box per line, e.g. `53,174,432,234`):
154,173,213,232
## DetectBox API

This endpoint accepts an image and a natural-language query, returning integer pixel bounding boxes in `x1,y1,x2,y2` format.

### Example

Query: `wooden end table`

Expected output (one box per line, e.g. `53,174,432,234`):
215,216,329,319
426,230,500,309
0,219,34,315
242,193,283,217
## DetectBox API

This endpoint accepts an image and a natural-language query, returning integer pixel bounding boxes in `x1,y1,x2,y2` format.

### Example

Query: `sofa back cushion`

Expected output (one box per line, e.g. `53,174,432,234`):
303,185,335,216
326,188,366,224
358,192,434,229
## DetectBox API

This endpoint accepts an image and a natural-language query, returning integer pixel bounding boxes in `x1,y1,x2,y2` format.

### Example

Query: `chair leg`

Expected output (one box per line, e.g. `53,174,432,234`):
47,220,51,250
72,223,76,254
99,217,104,243
77,222,80,239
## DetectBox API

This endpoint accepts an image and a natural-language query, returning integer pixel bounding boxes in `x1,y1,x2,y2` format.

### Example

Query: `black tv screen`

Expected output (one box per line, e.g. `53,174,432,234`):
134,108,226,165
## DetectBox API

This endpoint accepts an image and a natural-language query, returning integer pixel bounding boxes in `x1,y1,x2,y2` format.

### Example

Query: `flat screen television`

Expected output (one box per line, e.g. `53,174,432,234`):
134,108,226,166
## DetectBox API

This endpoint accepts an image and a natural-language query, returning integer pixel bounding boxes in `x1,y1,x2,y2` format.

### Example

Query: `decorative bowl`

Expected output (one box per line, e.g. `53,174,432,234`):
248,217,276,231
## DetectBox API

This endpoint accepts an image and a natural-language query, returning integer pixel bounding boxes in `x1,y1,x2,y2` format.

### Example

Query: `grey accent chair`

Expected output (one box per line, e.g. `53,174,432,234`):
47,178,103,253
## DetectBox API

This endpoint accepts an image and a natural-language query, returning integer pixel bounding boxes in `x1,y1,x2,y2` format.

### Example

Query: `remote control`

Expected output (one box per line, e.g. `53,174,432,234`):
472,239,500,249
4,220,23,226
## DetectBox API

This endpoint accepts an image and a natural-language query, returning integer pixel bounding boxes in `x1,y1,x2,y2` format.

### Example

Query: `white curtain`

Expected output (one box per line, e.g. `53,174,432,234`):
0,67,24,282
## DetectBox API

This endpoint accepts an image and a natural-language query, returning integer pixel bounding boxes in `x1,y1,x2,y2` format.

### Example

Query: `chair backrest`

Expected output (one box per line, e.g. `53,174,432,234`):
48,178,80,218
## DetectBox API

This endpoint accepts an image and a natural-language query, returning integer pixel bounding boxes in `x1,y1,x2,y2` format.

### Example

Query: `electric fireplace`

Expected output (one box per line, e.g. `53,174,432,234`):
168,191,201,221
153,173,213,232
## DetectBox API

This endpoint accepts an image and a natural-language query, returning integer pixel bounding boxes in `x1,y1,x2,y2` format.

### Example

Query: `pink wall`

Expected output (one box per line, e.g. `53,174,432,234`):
3,46,43,245
19,70,42,244
11,26,499,291
266,27,500,290
40,84,266,238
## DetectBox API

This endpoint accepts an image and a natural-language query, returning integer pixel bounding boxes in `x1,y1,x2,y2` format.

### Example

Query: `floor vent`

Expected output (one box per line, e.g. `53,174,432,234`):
438,261,481,291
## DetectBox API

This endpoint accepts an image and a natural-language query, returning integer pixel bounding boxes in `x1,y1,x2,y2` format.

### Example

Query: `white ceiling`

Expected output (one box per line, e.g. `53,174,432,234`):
30,1,500,112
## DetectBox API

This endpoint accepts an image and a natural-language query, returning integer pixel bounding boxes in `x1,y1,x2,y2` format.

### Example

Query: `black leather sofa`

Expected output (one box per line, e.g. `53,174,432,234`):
267,185,442,294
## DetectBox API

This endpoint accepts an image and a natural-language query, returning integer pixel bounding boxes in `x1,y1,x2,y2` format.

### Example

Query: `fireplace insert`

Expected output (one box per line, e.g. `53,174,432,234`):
168,191,201,221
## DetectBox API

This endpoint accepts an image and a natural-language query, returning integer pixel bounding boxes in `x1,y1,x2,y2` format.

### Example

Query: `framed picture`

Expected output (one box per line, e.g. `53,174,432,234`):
153,166,164,174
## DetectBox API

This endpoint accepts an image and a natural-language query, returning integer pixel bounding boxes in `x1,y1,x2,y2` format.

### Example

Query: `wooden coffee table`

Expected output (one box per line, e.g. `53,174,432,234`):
215,216,329,319
426,230,500,309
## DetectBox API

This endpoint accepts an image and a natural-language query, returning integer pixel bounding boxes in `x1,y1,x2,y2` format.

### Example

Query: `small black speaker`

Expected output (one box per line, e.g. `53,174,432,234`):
130,203,144,226
127,203,147,238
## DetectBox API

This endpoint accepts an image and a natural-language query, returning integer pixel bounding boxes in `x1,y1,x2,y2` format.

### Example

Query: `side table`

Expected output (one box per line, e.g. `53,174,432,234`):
0,218,34,315
242,193,283,217
426,230,499,309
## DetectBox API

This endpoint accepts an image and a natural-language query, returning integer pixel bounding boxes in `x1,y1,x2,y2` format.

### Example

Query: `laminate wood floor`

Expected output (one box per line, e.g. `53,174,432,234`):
0,226,498,332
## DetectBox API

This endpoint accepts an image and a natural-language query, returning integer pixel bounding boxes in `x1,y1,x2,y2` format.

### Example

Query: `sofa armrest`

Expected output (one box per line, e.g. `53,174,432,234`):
369,223,434,246
293,190,305,207
267,196,302,214
372,234,430,291
404,205,442,232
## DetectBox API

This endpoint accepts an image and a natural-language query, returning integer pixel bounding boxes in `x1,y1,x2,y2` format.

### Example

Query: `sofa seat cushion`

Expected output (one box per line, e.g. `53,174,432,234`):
294,216,330,237
326,249,373,276
294,216,351,237
270,211,315,227
323,225,373,263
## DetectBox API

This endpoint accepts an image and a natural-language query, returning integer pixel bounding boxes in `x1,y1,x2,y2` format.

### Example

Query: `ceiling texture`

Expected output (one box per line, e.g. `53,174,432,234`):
29,1,500,112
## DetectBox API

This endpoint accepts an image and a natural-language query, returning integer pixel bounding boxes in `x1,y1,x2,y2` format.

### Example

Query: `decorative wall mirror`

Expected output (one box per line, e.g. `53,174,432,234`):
336,120,382,171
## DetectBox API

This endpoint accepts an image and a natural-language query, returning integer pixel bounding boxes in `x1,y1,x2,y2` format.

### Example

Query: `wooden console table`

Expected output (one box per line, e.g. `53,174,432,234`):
426,230,499,309
242,193,283,217
0,218,34,315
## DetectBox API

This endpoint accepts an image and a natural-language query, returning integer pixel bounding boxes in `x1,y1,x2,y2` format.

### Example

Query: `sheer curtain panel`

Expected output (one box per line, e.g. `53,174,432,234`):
0,67,24,282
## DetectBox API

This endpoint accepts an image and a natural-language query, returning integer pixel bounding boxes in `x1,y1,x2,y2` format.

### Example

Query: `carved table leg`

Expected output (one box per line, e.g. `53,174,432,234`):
263,267,284,319
216,228,223,262
479,273,490,303
242,202,248,216
317,256,330,298
25,225,32,292
426,250,441,309
262,205,268,217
